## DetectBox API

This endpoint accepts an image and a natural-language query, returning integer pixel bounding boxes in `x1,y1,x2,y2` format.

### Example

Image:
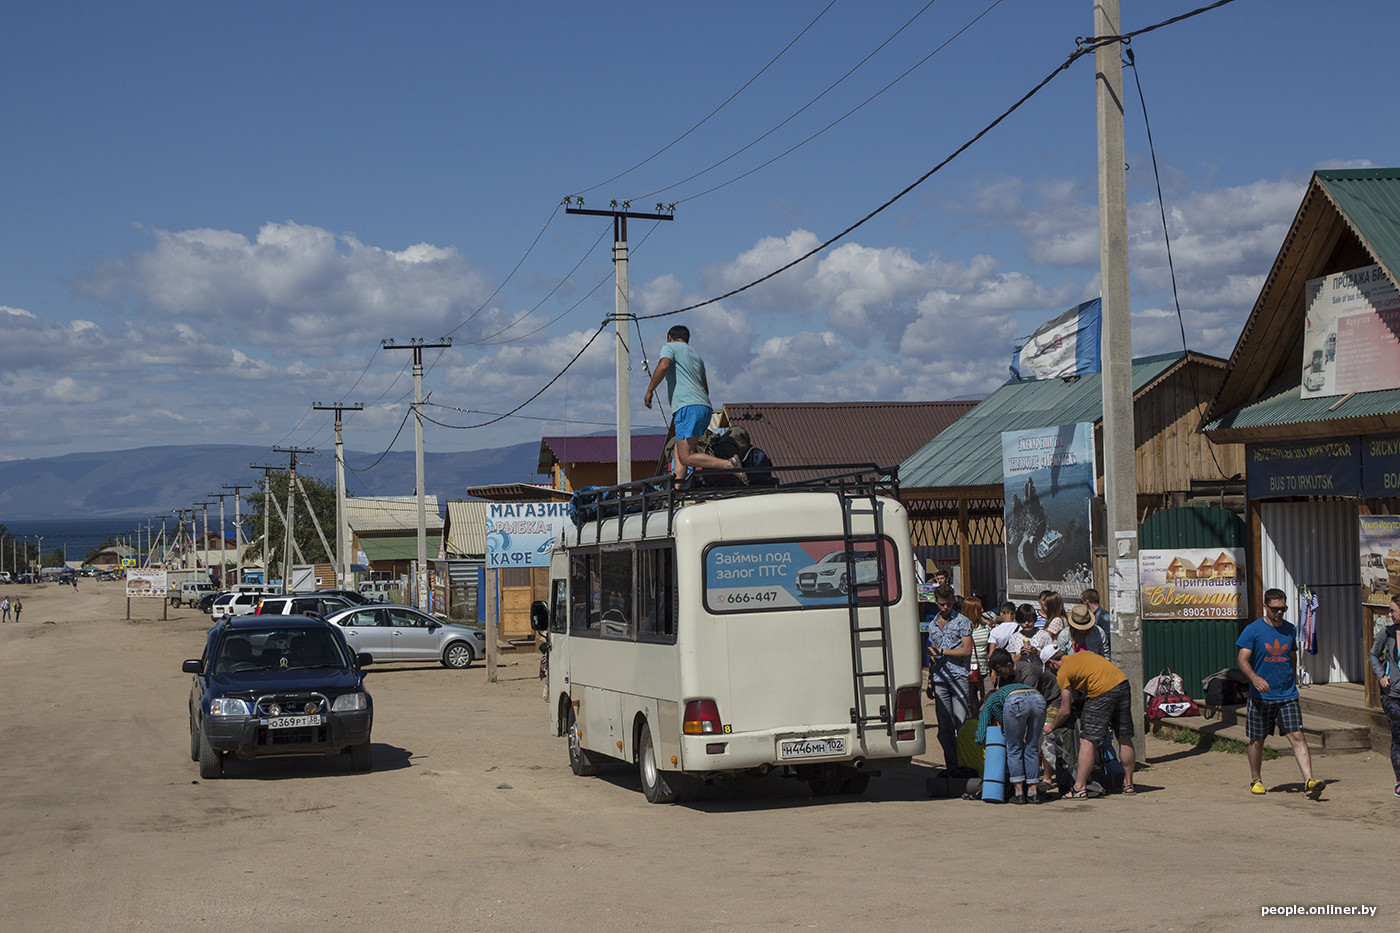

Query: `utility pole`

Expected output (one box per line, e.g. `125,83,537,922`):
566,199,675,484
313,402,363,589
383,339,451,611
194,502,213,578
251,464,278,584
1095,0,1144,760
273,448,314,594
207,491,230,588
223,483,254,587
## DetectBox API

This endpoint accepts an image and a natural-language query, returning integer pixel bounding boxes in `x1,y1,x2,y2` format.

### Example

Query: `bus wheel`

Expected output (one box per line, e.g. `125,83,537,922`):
566,706,599,777
638,722,680,804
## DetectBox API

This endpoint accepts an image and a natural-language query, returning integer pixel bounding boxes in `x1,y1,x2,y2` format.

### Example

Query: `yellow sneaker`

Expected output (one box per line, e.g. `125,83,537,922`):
1305,778,1325,797
1249,779,1267,795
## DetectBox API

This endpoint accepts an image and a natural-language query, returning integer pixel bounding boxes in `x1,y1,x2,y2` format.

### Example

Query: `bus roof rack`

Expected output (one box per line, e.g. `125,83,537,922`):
567,463,901,545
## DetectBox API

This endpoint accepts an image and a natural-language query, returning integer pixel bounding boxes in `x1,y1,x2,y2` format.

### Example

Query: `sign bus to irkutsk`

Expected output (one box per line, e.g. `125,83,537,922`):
485,502,570,570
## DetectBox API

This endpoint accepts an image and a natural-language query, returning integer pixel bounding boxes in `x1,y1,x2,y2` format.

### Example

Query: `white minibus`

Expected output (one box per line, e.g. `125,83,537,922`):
532,467,925,803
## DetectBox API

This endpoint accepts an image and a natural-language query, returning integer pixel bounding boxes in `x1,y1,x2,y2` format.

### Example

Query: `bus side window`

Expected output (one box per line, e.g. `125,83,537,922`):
638,545,676,642
569,552,592,634
598,548,634,640
550,579,567,634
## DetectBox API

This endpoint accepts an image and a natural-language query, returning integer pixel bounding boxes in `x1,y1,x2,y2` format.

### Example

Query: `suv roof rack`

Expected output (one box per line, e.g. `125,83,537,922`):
568,463,900,545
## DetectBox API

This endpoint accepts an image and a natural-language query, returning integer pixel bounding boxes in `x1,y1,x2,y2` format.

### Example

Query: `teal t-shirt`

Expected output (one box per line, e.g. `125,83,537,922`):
660,341,711,411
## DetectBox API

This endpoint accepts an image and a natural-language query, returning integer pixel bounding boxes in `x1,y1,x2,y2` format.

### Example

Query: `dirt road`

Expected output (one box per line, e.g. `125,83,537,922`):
0,582,1394,932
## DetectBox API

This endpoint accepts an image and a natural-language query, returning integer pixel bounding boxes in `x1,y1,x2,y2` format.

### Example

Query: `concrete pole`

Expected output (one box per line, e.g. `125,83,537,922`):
615,231,632,484
1095,0,1144,760
284,464,297,594
412,354,428,611
336,415,349,587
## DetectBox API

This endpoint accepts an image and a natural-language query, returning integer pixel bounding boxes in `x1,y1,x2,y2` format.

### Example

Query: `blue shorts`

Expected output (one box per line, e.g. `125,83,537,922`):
672,405,712,441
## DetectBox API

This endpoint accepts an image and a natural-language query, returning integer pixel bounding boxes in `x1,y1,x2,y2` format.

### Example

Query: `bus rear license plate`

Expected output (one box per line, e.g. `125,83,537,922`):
780,737,845,759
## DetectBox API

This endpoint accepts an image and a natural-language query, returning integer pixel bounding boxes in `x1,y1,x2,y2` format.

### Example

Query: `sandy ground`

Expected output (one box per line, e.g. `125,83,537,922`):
0,582,1396,933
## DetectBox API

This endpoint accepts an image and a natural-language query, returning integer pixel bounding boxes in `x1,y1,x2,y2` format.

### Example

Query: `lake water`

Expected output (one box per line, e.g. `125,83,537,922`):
0,517,153,563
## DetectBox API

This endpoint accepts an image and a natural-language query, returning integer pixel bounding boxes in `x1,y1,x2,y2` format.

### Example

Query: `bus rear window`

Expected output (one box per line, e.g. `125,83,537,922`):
703,537,900,614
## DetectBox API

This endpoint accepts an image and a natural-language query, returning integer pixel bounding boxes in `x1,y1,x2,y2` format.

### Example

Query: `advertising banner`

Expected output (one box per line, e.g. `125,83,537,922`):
1362,434,1400,498
704,538,898,614
486,502,569,570
1360,515,1400,608
1001,424,1095,601
1301,264,1400,399
125,569,167,598
1138,547,1247,619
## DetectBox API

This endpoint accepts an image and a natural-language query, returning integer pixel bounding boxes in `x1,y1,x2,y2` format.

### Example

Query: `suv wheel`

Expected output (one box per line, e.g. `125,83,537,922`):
189,717,200,762
198,729,223,779
348,741,372,772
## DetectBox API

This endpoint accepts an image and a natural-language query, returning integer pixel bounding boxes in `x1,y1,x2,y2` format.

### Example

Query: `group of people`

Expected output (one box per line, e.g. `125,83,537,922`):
0,596,20,622
925,576,1133,801
928,578,1400,803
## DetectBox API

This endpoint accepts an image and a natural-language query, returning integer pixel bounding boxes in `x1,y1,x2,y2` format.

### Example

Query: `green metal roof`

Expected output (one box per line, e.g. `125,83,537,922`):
361,534,442,562
1204,376,1400,433
900,352,1184,489
1316,168,1400,285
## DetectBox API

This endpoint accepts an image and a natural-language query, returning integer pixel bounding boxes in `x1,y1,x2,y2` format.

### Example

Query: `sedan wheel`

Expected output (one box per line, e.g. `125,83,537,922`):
442,642,475,669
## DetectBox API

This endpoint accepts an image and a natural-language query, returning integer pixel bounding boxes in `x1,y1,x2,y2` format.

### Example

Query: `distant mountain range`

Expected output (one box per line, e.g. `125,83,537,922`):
0,442,545,520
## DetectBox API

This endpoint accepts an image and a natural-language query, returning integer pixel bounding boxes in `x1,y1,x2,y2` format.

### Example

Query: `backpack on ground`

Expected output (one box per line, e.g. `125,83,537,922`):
1200,667,1250,719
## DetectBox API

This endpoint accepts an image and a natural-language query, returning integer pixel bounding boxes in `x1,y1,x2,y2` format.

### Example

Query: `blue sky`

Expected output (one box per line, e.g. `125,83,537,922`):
3,0,1396,479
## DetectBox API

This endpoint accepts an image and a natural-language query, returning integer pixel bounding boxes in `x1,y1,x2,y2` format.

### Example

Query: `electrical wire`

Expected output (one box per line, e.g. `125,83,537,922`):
444,201,564,338
1123,43,1232,481
637,0,1241,322
662,0,1004,205
571,0,838,198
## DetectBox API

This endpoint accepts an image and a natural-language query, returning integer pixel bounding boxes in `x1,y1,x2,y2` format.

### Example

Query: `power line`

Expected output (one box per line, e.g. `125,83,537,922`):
570,0,839,198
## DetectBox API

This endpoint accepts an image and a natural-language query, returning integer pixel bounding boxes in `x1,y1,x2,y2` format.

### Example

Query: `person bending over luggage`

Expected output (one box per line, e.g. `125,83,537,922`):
643,325,741,484
977,648,1048,804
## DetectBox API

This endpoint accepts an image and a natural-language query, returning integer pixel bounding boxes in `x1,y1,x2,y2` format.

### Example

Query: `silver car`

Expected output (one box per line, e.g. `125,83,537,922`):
324,605,487,669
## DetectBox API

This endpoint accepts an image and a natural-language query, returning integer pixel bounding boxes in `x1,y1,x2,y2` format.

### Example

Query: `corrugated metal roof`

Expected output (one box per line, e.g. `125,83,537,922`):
463,483,571,502
361,534,443,562
346,496,444,533
1317,167,1400,284
445,499,488,557
900,353,1185,489
1205,377,1400,434
538,433,670,471
722,400,978,480
1206,168,1400,427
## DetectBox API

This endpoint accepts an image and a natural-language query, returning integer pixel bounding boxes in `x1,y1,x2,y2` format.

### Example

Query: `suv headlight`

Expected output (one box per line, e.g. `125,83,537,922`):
209,697,251,717
332,692,367,712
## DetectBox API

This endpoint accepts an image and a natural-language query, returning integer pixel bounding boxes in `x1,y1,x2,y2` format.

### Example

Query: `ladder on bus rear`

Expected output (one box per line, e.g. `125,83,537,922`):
838,487,896,737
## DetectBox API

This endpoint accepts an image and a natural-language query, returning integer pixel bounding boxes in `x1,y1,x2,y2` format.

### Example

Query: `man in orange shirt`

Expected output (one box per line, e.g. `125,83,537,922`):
1042,648,1137,797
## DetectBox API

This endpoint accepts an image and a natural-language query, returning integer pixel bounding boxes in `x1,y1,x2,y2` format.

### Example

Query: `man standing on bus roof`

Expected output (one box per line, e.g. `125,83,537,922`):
643,325,741,484
926,584,974,770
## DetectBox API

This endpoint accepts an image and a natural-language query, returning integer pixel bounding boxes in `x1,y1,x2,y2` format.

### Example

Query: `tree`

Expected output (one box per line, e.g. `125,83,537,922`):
243,471,340,570
0,525,37,576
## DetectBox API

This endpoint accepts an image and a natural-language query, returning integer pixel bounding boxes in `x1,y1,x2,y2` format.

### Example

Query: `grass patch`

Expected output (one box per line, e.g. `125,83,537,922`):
1154,721,1278,759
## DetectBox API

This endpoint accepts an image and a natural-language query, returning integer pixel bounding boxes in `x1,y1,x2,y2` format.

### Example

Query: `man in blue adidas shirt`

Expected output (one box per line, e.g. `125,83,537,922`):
1237,588,1324,798
644,325,740,484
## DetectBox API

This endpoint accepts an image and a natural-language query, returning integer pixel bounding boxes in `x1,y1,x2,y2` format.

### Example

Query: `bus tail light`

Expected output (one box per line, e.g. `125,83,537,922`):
683,699,724,735
894,686,922,741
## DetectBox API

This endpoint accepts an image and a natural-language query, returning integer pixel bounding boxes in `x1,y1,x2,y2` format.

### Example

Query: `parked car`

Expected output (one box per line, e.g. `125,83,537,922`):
183,615,373,778
217,590,275,620
173,581,217,608
324,604,488,669
254,594,354,619
356,580,398,603
312,588,370,606
196,590,224,613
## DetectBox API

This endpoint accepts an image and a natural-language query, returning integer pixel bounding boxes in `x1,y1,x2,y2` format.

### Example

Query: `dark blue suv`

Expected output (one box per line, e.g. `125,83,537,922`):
184,615,374,778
